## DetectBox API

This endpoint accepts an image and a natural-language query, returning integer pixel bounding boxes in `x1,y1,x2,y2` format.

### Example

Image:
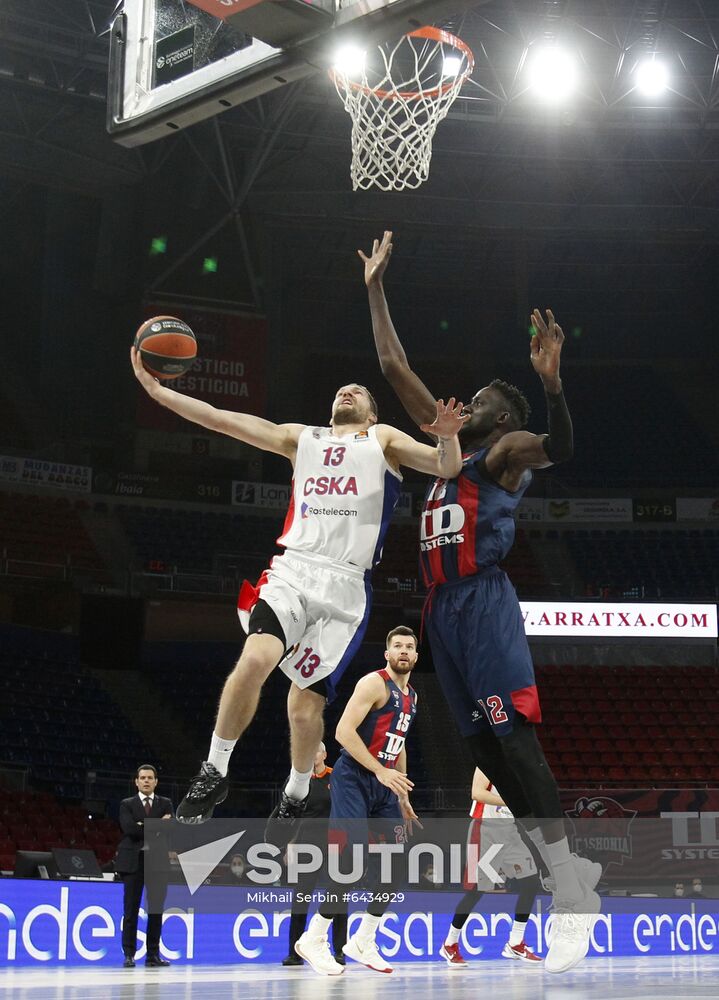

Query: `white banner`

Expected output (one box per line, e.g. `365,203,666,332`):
544,498,633,522
520,601,717,639
232,480,291,509
676,498,719,521
0,455,92,492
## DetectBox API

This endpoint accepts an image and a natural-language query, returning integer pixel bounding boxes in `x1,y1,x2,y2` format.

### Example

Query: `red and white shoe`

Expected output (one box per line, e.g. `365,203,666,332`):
343,934,393,973
439,942,468,967
501,941,542,963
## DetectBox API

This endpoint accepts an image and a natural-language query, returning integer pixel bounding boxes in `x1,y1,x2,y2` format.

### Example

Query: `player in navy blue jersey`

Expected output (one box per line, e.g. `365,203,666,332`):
360,232,600,975
295,625,419,976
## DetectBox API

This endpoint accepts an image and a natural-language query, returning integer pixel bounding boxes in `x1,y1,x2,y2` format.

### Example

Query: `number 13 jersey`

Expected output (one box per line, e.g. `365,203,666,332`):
278,425,402,571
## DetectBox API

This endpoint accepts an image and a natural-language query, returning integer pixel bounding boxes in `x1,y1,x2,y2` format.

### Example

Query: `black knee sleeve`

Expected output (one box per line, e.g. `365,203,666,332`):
464,731,533,818
497,719,561,819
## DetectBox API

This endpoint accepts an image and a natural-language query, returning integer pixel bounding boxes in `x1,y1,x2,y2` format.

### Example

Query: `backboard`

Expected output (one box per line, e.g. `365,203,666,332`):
108,0,478,146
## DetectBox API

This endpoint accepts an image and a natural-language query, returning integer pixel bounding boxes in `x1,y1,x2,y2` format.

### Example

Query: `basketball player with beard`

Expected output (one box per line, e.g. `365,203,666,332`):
359,232,601,975
131,349,463,829
296,626,419,976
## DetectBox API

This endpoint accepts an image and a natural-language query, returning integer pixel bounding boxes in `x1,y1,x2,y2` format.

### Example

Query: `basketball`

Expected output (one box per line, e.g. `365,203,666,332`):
134,316,197,380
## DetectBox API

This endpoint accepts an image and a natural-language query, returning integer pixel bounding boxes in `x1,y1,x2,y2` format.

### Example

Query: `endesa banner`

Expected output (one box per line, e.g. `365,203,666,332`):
1,881,718,966
136,307,267,432
520,601,717,641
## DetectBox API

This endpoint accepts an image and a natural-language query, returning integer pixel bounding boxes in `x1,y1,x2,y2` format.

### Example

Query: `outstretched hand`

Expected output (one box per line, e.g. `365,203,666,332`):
358,230,393,287
419,397,467,438
529,308,564,385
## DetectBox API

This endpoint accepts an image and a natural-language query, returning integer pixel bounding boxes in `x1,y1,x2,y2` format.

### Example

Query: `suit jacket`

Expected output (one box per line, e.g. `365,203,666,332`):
115,794,174,875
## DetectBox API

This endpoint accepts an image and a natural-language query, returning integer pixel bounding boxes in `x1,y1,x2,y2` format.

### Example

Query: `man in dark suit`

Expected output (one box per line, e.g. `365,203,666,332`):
116,764,174,968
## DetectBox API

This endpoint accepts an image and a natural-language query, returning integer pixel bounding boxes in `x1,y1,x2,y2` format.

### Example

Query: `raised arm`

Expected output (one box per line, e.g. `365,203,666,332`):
377,398,466,479
359,231,438,429
131,346,303,461
336,674,414,798
485,308,573,484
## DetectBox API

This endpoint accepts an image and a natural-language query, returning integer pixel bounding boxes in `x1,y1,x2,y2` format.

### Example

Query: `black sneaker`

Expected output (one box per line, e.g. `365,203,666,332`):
264,789,309,847
176,762,229,824
334,953,346,966
282,953,303,966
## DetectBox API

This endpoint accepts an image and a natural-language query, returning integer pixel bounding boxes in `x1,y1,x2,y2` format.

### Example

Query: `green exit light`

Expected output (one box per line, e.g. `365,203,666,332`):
572,326,582,339
149,235,167,255
202,256,218,274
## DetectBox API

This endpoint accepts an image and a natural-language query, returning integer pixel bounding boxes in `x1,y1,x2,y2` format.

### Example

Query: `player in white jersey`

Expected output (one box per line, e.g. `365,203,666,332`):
439,767,542,967
131,348,465,824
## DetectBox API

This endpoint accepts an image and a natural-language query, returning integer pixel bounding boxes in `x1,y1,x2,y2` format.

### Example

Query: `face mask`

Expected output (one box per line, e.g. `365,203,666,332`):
231,865,244,876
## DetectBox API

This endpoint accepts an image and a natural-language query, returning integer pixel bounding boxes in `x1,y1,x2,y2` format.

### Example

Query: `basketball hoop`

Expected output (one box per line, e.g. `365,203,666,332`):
330,26,474,192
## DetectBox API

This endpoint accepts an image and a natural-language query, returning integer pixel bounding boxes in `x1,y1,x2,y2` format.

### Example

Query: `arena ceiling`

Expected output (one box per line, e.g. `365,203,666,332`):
1,0,718,311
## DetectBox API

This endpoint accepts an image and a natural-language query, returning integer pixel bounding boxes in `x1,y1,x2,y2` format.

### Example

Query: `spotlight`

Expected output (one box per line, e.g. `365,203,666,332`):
635,58,669,96
332,44,366,78
528,46,578,102
442,55,462,77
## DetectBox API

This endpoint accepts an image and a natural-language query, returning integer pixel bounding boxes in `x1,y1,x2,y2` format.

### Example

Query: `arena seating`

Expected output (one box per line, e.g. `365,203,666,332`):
566,528,719,601
0,491,109,581
0,628,160,802
117,504,282,579
0,784,118,873
536,663,719,786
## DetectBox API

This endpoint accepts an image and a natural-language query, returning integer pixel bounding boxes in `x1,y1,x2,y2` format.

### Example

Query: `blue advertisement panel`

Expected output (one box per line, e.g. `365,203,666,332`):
1,882,719,966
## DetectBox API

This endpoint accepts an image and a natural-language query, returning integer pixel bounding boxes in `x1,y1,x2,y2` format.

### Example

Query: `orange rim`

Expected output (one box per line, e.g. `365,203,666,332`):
329,26,474,102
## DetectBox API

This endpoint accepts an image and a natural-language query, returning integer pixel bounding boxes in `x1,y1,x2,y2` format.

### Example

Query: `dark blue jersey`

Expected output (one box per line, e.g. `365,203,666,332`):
342,668,417,770
420,447,531,586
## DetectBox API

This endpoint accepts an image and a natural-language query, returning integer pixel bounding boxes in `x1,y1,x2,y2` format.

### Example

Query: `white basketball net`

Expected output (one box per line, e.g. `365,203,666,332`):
330,27,474,192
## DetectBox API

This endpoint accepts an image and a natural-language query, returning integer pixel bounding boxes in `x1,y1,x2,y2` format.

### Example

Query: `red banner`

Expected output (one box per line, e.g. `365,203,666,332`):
136,307,267,431
560,788,719,881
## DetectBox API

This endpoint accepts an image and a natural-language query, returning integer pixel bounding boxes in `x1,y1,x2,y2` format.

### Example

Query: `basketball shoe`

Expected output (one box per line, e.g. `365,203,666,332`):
545,887,601,974
295,930,344,976
264,788,309,847
439,942,467,967
176,762,229,824
343,933,393,973
501,941,542,963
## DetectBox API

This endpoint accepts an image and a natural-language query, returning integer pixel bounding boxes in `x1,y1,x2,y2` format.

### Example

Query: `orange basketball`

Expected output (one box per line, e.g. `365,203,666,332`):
134,315,197,379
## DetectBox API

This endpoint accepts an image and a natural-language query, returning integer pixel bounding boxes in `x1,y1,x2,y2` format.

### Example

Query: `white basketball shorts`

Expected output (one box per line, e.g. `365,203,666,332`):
237,549,371,699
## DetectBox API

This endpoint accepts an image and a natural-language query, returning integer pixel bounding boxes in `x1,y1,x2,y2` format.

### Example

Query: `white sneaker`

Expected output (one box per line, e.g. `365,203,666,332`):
542,854,603,894
295,931,345,976
545,889,601,974
343,933,393,973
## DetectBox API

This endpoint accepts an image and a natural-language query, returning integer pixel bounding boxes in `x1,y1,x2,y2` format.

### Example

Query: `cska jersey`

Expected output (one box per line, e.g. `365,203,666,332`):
278,425,402,571
420,446,531,586
469,778,514,820
344,668,417,770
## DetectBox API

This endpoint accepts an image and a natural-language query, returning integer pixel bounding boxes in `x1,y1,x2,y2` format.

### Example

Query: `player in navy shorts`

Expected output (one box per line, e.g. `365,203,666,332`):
360,232,601,974
295,625,419,976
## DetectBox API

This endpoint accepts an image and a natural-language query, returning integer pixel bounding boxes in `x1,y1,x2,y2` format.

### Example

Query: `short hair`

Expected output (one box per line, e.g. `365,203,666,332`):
358,384,378,418
386,625,418,649
136,764,158,779
489,379,531,429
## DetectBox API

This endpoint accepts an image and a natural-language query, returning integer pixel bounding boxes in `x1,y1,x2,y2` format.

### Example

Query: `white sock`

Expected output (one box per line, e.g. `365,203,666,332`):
526,826,554,873
445,925,461,946
545,837,583,902
207,733,237,777
307,913,332,938
356,913,381,944
285,766,313,801
509,919,527,947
